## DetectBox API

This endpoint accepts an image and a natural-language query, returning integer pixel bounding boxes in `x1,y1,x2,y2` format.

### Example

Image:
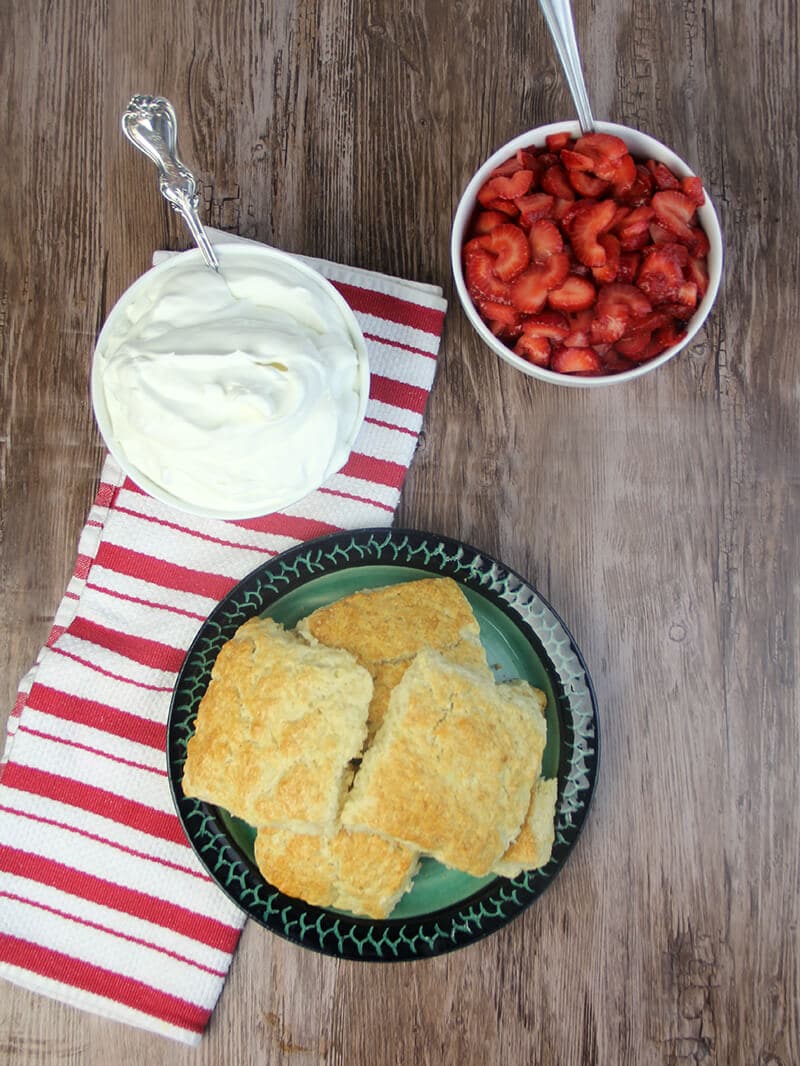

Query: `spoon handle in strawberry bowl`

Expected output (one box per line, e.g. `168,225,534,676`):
537,0,595,134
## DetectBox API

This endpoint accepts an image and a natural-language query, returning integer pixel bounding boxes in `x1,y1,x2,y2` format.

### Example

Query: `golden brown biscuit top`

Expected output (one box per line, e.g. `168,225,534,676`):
254,826,420,920
182,617,372,831
298,576,491,736
299,576,482,664
493,776,558,877
341,649,548,877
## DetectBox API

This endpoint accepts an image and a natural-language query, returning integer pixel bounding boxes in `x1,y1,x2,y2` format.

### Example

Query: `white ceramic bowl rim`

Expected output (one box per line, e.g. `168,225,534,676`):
451,120,723,388
91,244,370,519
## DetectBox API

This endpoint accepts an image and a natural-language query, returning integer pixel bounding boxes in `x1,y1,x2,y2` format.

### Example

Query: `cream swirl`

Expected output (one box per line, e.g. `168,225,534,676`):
95,249,365,515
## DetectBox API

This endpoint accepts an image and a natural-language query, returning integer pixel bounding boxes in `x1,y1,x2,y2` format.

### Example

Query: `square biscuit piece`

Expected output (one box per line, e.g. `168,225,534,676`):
341,649,548,876
182,617,372,832
297,577,490,735
254,826,420,919
492,777,558,878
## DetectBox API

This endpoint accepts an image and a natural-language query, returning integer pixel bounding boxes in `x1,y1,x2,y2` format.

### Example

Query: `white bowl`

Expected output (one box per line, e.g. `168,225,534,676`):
451,120,723,387
91,244,369,519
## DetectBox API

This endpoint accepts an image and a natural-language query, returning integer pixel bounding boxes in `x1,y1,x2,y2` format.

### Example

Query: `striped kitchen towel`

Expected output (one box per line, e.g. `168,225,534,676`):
0,233,447,1045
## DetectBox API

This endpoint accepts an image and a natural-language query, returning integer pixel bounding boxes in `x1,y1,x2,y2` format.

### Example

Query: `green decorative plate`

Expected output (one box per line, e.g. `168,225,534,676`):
167,529,599,961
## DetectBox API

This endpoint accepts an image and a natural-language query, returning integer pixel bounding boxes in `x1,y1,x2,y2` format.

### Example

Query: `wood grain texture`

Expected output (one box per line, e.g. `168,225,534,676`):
1,0,798,1063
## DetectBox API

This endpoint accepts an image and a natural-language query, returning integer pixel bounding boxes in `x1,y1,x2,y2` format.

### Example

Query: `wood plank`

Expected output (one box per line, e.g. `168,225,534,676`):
0,0,797,1062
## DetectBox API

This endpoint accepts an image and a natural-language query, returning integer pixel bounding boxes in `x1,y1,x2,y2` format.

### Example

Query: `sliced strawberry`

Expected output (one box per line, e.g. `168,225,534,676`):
615,205,655,250
510,254,570,312
617,251,641,284
517,149,540,170
528,219,564,262
574,133,629,180
484,223,530,280
651,190,697,243
484,197,520,218
464,246,512,303
609,202,630,228
568,169,610,197
636,337,667,361
546,131,572,152
471,210,509,236
624,310,672,334
551,346,602,374
542,164,575,200
537,151,559,169
649,221,675,245
562,309,594,346
515,192,555,226
491,157,526,178
476,178,501,208
676,281,699,308
561,148,594,172
514,333,551,366
509,268,549,313
548,274,596,312
651,322,687,353
477,169,535,205
620,164,654,205
647,160,681,190
689,227,710,258
686,255,709,298
614,332,652,359
489,322,521,341
592,233,621,284
552,196,576,222
597,281,652,320
520,311,570,341
591,304,628,343
591,282,651,341
611,152,637,196
491,151,544,188
643,239,689,267
537,251,570,288
567,251,591,278
653,301,694,321
463,235,490,256
479,300,522,333
559,198,591,230
569,199,618,267
636,247,684,302
681,175,705,206
601,349,636,374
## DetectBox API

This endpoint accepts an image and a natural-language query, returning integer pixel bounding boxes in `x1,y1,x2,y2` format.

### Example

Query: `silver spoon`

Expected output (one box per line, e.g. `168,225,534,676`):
122,95,221,273
537,0,595,134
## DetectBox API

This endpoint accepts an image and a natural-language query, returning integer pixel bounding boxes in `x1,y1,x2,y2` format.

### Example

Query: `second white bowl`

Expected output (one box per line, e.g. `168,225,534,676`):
451,120,723,387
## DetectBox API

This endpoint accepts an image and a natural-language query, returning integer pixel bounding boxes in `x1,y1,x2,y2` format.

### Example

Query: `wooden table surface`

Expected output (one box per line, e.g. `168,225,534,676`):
1,0,797,1063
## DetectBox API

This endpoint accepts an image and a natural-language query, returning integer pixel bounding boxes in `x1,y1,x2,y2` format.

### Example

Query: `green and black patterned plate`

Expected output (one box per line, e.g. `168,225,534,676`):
167,529,599,961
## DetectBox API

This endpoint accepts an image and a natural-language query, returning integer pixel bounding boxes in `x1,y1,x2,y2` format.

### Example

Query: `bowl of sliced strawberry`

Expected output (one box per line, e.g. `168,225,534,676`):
451,120,722,384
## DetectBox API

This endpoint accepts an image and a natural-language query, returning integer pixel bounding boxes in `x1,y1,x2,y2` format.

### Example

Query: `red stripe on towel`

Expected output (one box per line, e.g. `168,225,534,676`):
1,765,187,847
0,935,209,1034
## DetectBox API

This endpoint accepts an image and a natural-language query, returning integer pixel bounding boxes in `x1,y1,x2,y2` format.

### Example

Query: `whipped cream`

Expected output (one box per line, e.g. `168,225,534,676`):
94,249,366,516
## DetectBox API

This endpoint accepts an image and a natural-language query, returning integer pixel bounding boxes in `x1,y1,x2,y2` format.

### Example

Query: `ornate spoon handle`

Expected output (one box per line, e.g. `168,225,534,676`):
537,0,595,134
122,95,220,272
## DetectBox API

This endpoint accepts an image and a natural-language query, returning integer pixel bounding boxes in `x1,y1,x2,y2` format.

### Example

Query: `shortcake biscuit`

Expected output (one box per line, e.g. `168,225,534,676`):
340,649,548,876
493,776,558,877
254,825,420,919
182,616,372,831
298,577,490,734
